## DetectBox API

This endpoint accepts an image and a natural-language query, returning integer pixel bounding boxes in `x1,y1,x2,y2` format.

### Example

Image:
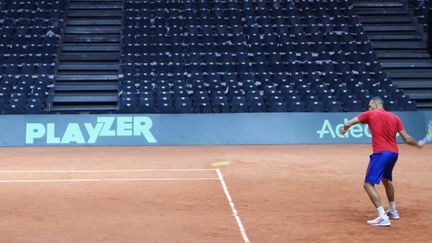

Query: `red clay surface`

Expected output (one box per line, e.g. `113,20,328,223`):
0,144,431,242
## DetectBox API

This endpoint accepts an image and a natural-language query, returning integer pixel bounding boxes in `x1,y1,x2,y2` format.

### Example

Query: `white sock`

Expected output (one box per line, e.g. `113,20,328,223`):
377,206,387,219
389,202,396,211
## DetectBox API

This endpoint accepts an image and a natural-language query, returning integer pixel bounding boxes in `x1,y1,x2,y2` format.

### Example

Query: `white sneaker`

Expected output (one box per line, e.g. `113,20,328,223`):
367,216,391,227
386,209,400,220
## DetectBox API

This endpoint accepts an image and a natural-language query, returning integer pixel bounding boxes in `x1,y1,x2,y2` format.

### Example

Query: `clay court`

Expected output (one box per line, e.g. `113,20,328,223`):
0,144,430,242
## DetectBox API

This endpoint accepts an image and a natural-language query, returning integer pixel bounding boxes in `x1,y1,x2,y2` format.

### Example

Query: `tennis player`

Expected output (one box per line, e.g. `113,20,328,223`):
340,96,424,227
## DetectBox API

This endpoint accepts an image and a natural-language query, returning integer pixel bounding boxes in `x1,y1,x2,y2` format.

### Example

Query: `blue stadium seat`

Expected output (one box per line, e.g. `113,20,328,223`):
306,101,324,112
326,100,343,112
288,101,306,112
344,99,363,112
402,100,417,111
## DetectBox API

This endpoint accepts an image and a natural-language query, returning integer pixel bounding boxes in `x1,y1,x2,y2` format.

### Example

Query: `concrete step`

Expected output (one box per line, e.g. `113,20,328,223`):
404,90,432,100
62,44,120,52
387,71,432,78
392,77,432,89
382,61,432,68
71,0,121,2
56,74,119,81
68,10,122,17
416,102,432,108
353,2,403,8
55,82,118,91
379,55,430,60
57,70,119,75
69,3,123,10
63,35,120,43
393,80,432,88
64,26,121,35
65,19,122,26
373,42,427,50
53,93,118,103
58,63,119,71
51,105,118,111
359,16,412,23
368,34,422,41
60,53,120,61
355,9,408,16
363,25,418,32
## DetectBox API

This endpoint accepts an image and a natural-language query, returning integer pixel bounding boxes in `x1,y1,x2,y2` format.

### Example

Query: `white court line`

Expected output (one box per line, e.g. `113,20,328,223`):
216,169,250,243
0,178,219,183
0,169,213,173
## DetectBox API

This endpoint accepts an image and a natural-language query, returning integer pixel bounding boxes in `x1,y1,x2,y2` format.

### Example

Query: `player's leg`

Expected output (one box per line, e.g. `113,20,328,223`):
364,183,390,226
363,183,382,208
382,153,399,219
364,153,391,226
382,178,399,219
364,153,385,208
382,178,394,203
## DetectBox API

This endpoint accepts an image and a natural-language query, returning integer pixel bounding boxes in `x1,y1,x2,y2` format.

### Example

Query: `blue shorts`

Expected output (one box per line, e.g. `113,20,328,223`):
365,152,398,185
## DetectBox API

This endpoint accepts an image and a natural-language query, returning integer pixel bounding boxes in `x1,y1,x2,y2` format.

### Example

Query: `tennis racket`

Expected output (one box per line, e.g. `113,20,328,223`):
420,120,432,144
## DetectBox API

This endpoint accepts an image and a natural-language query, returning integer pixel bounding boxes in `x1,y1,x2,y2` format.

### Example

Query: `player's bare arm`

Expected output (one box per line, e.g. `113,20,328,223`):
399,130,424,148
340,117,360,134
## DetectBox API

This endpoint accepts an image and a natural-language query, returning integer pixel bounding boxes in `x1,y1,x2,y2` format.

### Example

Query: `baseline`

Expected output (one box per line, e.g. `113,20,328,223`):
0,168,213,173
0,178,219,183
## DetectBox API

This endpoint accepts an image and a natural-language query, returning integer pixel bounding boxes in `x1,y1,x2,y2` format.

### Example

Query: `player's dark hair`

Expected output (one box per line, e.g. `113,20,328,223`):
371,96,384,106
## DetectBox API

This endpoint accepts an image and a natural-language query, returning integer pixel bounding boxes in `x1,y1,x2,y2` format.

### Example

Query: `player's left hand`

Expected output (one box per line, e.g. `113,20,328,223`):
340,127,347,135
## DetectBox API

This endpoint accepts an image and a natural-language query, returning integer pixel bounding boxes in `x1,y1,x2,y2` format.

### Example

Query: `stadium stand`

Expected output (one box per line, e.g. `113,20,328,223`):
0,0,64,113
409,0,428,30
354,0,431,110
0,0,424,114
119,0,417,113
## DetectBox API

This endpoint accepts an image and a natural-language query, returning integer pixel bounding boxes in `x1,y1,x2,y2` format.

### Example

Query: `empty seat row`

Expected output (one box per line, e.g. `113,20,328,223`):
112,0,424,112
0,0,63,114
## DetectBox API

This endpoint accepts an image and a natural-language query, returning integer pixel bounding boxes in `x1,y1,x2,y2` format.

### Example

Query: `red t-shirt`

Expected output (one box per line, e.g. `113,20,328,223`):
357,109,404,153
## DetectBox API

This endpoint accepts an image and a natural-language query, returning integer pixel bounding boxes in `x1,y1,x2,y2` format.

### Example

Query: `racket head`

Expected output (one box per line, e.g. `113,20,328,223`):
428,120,432,134
421,120,432,144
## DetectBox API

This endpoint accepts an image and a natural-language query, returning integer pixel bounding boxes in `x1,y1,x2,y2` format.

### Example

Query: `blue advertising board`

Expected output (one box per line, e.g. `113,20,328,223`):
0,111,427,146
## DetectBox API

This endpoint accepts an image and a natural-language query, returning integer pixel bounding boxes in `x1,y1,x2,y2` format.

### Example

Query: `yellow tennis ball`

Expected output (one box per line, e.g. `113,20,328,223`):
211,161,230,168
